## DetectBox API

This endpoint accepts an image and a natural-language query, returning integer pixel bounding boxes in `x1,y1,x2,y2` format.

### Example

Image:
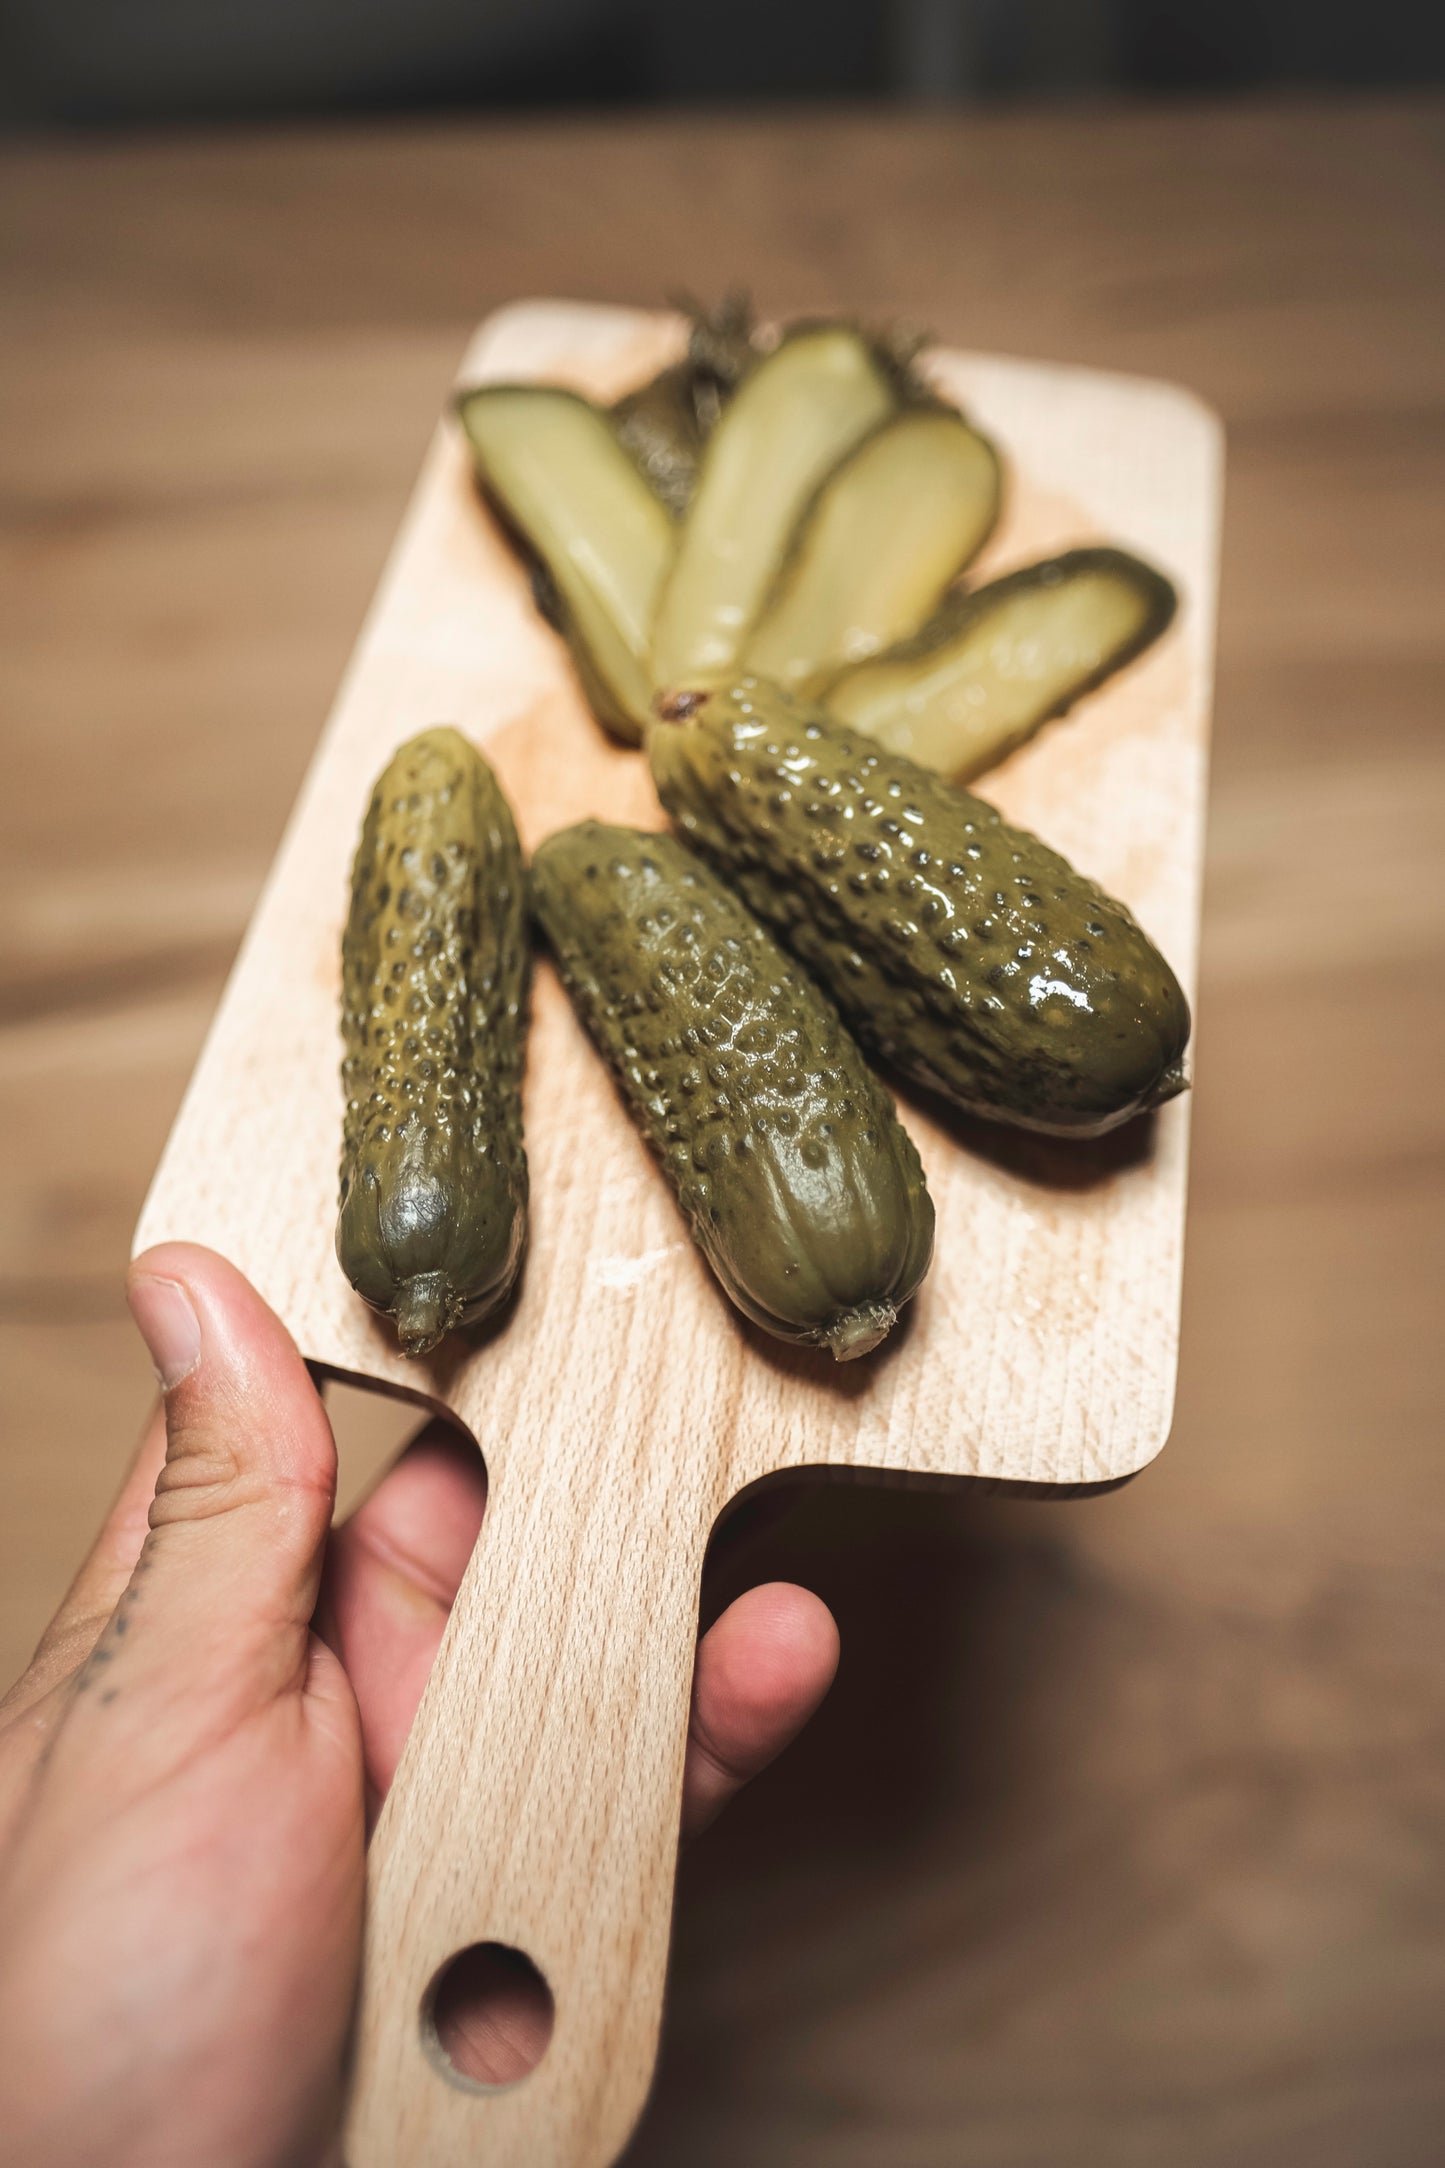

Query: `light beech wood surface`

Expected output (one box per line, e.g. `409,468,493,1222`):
1,100,1441,2168
132,298,1217,2166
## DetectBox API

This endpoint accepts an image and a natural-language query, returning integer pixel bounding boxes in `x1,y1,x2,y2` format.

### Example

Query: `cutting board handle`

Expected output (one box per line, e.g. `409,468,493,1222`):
343,1441,711,2168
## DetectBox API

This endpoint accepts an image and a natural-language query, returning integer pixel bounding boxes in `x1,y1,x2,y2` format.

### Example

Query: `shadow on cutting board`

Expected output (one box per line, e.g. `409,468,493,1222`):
625,1474,1171,2167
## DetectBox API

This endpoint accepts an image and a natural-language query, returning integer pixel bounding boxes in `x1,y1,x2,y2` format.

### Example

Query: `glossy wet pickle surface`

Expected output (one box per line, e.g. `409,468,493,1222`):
531,821,933,1357
649,681,1190,1136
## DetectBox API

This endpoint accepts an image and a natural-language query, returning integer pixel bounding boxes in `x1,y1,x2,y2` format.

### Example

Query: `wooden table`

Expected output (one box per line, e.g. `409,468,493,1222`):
2,98,1442,2165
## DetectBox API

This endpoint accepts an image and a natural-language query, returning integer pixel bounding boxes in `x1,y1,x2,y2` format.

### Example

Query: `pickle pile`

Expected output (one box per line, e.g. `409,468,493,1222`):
338,737,934,1362
458,300,1175,782
335,306,1192,1360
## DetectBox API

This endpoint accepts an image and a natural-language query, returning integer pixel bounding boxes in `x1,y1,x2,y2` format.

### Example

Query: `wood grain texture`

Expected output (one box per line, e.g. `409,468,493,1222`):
130,300,1219,2165
2,99,1441,2168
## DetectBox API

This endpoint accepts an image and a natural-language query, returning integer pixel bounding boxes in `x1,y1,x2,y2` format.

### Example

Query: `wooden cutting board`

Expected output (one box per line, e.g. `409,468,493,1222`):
133,301,1221,2168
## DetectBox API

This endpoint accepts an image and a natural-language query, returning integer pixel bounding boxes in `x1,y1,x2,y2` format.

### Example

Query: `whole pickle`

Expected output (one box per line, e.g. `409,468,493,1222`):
531,821,934,1359
338,728,528,1356
649,682,1190,1137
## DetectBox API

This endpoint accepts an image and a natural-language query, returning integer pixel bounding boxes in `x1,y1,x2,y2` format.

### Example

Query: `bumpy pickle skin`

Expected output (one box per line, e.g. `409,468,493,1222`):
825,547,1177,782
745,407,1002,696
650,325,898,693
457,384,675,745
610,293,758,514
531,822,934,1359
338,728,529,1356
610,363,709,518
648,683,1190,1138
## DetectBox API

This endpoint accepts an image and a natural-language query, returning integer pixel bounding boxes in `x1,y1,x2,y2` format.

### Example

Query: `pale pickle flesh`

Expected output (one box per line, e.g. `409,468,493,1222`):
457,385,676,744
826,546,1177,782
745,407,1000,695
650,326,896,692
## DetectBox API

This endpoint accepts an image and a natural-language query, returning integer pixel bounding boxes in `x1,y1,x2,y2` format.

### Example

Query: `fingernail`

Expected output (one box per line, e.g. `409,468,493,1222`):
128,1275,202,1392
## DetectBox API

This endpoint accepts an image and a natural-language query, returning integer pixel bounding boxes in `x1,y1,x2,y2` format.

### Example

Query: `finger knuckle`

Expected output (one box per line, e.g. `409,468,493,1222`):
148,1427,261,1528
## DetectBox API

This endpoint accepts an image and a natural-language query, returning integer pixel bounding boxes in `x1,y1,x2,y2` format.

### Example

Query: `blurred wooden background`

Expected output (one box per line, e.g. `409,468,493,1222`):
2,98,1442,2165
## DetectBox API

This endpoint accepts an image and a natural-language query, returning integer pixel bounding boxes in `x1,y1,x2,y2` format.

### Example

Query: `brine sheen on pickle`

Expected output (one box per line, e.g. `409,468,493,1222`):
532,820,934,1358
649,682,1190,1137
338,728,529,1355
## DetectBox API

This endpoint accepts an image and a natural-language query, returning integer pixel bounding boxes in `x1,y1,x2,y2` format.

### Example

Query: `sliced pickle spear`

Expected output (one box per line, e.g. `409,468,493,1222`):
650,324,896,692
745,406,1001,695
610,293,757,514
825,546,1177,781
457,384,675,745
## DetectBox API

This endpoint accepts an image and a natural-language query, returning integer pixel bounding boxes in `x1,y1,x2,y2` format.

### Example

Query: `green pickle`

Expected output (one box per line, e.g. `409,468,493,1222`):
826,547,1177,782
531,821,934,1359
746,406,1001,696
649,682,1190,1138
610,293,757,514
457,384,675,745
338,728,529,1356
650,325,898,692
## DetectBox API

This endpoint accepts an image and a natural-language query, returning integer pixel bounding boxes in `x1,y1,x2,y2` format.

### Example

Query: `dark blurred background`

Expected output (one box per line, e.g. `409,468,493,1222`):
2,0,1444,128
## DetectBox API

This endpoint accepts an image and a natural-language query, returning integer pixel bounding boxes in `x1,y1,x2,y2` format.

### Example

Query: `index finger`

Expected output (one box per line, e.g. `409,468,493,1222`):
316,1418,488,1813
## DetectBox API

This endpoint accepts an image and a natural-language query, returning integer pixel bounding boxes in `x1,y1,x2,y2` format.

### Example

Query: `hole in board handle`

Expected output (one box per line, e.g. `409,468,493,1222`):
423,1942,555,2091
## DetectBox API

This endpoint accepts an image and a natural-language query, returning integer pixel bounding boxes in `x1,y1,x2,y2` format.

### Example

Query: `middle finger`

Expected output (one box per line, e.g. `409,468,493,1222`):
317,1416,487,1810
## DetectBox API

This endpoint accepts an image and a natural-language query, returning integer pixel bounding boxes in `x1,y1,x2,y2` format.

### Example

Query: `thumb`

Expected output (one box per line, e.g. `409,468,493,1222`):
96,1243,338,1717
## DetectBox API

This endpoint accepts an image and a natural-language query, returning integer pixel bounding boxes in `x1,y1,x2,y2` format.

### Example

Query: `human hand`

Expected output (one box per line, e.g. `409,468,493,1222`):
0,1244,838,2168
